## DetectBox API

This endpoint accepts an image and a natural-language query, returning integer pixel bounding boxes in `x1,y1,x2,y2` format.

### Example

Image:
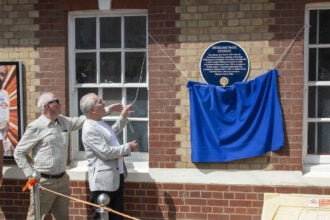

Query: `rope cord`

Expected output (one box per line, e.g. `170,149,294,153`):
127,52,146,135
272,25,306,69
148,32,189,82
40,185,140,220
131,52,146,105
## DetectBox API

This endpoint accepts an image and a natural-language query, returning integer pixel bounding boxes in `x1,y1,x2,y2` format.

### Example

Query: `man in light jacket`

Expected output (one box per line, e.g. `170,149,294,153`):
80,93,138,220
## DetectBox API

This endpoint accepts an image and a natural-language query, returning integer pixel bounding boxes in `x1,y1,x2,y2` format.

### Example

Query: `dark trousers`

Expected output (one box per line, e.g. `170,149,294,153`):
90,174,125,220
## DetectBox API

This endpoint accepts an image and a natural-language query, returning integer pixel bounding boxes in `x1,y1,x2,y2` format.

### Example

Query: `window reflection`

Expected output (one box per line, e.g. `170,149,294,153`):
125,52,146,83
125,16,146,48
127,121,148,152
100,17,121,48
76,53,96,83
309,10,317,44
103,88,122,116
308,122,330,154
318,48,330,81
100,52,121,83
127,88,148,117
319,10,330,44
75,18,96,49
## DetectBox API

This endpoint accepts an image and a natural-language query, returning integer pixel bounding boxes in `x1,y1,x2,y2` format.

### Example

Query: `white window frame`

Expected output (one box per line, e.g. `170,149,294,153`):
68,10,149,162
303,3,330,164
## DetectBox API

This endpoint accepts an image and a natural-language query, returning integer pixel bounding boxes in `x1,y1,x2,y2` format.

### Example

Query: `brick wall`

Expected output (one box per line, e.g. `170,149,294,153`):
34,0,68,117
0,0,40,122
148,0,307,170
148,0,182,168
0,0,67,122
1,179,330,220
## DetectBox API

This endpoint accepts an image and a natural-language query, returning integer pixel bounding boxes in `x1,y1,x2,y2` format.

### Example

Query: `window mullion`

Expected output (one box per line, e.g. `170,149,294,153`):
314,10,319,156
96,16,100,85
122,16,125,85
315,87,318,154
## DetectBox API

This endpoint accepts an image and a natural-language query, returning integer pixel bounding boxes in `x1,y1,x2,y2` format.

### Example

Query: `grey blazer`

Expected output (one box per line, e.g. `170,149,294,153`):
82,116,131,192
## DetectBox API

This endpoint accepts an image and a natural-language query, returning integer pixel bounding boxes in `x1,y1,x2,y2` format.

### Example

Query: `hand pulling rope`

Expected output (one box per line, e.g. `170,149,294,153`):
23,178,140,220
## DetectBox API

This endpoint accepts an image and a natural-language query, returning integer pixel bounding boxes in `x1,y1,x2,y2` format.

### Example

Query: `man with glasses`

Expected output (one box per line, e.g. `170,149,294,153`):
80,93,138,220
14,92,86,220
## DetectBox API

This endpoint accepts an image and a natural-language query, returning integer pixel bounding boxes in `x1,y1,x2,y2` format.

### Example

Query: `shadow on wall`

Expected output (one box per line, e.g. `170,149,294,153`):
124,170,178,220
164,191,176,220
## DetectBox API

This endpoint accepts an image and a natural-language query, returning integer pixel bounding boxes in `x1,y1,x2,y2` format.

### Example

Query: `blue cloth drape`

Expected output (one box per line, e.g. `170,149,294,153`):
187,69,284,162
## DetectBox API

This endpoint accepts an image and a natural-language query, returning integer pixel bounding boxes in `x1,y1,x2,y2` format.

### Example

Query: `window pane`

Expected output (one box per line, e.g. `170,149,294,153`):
318,87,330,117
100,17,121,48
125,16,146,48
125,52,146,83
75,18,96,49
76,53,96,83
308,86,330,117
308,122,330,154
318,48,330,80
100,52,121,83
78,88,98,151
309,10,317,44
319,10,330,44
308,86,316,117
127,88,148,117
309,48,316,81
103,88,122,116
127,121,148,152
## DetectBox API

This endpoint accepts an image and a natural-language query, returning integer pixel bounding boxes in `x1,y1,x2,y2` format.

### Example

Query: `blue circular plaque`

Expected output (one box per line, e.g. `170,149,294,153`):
200,41,250,86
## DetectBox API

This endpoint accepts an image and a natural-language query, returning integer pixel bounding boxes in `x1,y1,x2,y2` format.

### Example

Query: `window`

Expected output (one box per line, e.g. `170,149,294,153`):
68,11,148,162
304,4,330,163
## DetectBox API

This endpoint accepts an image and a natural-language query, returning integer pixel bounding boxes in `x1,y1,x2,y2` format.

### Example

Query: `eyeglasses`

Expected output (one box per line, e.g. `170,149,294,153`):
47,99,60,105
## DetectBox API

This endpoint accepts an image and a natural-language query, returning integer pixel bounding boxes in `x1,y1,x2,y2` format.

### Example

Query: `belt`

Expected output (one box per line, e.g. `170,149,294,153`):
40,172,66,179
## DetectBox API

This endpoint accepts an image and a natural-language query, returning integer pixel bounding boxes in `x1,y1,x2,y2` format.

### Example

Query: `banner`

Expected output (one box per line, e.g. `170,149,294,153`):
187,69,284,162
0,61,23,159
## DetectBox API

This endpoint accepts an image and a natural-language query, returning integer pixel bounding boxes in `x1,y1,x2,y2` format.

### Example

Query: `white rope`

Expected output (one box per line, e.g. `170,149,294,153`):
39,185,140,220
148,32,189,81
131,52,146,105
272,25,306,69
127,52,146,135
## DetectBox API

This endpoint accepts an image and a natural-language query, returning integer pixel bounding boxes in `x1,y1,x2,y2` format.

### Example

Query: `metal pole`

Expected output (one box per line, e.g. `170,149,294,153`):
97,193,110,220
31,170,41,220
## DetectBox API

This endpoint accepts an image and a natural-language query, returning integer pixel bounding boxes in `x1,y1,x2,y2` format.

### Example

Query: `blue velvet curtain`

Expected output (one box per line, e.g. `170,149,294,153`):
187,69,284,162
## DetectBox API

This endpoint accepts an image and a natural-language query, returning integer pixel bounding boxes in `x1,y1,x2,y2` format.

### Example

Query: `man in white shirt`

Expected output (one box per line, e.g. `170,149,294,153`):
14,92,86,220
80,93,138,220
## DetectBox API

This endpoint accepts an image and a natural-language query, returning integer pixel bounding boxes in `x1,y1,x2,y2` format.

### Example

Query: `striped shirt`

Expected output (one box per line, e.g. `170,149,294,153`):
14,114,85,177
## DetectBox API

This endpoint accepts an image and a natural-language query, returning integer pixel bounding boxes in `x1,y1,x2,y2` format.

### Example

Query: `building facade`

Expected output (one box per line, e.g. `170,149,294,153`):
1,0,330,219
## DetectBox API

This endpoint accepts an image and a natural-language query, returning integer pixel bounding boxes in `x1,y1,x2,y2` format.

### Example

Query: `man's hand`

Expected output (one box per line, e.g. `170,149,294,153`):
128,140,138,152
121,104,133,118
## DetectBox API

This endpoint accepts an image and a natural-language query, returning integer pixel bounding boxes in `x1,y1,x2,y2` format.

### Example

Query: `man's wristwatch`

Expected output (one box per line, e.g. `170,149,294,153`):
104,106,111,115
